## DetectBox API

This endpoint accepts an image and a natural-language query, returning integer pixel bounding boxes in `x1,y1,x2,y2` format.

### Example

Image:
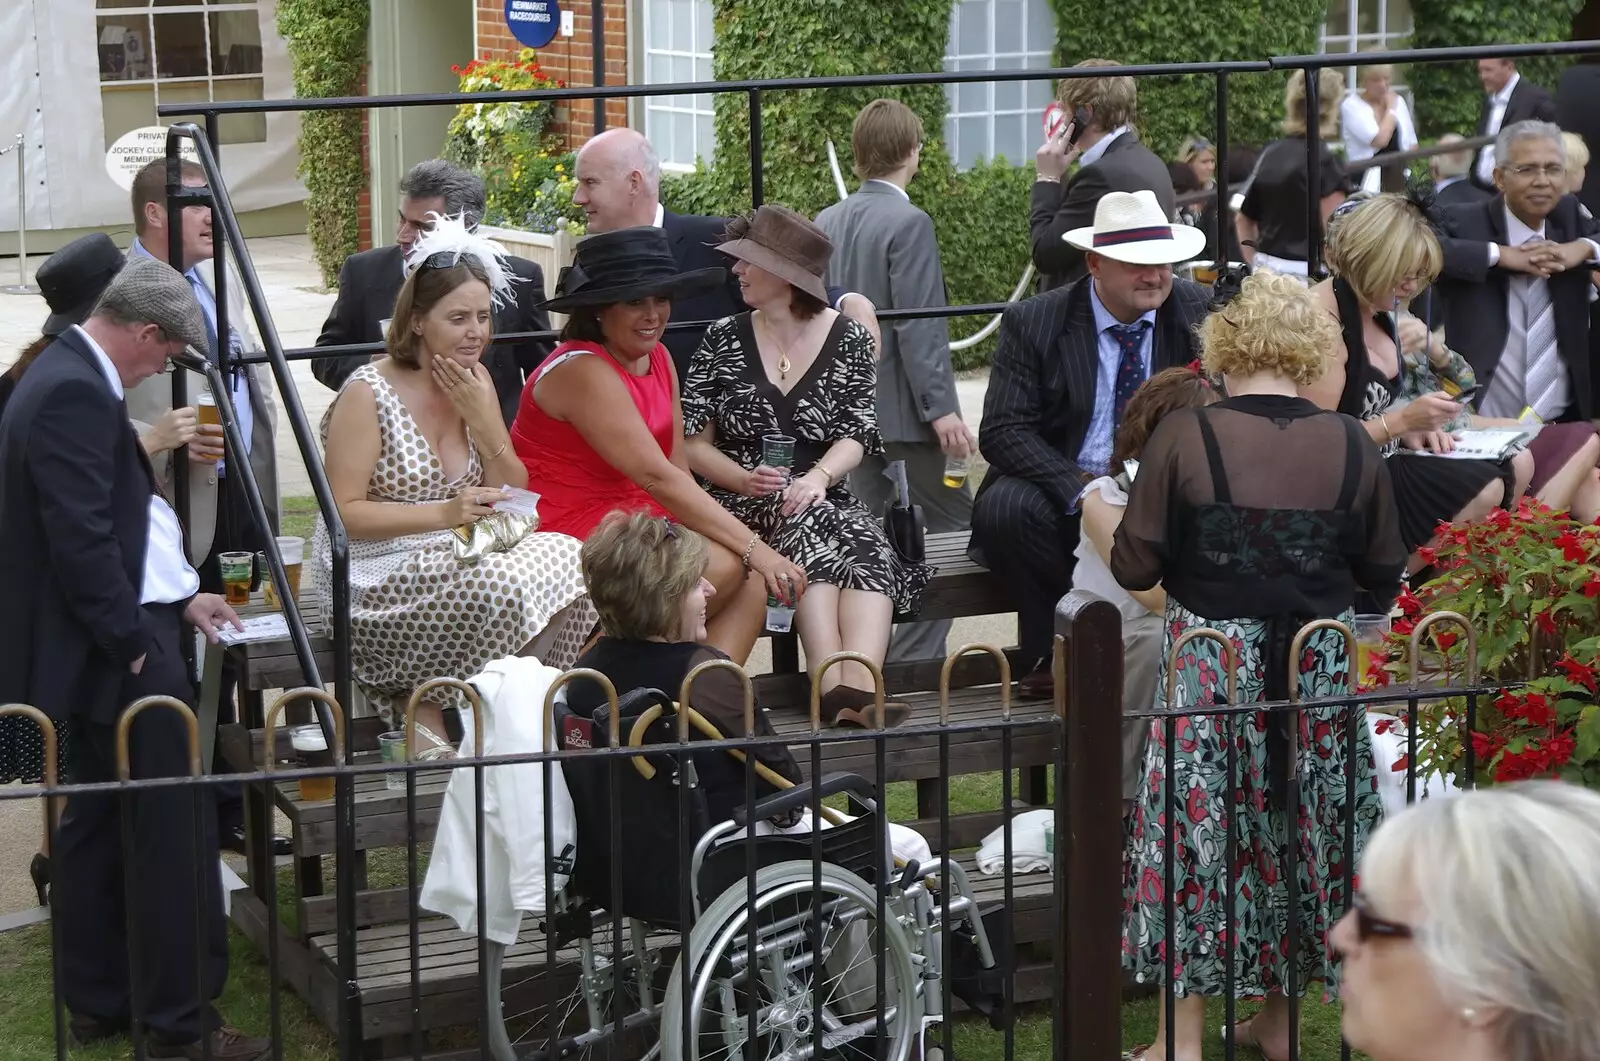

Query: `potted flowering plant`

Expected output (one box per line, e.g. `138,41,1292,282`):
444,51,564,174
1367,498,1600,786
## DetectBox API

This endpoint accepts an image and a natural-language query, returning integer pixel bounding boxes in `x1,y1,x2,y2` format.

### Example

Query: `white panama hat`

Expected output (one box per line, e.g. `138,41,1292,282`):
1064,189,1208,266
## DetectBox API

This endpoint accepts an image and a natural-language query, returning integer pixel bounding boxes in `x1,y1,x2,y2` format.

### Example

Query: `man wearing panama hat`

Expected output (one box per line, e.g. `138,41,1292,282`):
973,190,1211,700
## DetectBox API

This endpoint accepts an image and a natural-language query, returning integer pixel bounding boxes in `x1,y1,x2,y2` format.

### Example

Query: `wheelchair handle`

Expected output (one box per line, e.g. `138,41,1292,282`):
731,771,878,828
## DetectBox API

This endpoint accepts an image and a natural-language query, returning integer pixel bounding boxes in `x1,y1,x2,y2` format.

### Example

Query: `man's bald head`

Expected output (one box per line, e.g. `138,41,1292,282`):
1432,132,1475,181
573,128,662,232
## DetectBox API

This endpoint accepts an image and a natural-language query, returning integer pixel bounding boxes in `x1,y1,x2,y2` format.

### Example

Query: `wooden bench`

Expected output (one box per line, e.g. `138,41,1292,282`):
220,527,1068,1056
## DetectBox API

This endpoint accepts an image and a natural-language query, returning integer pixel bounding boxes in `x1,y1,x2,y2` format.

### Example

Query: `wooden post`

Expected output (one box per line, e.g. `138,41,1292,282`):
1055,589,1125,1061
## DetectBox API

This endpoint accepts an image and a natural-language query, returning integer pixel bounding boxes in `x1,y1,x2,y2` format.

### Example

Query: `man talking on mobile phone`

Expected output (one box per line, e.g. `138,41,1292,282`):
1031,59,1177,292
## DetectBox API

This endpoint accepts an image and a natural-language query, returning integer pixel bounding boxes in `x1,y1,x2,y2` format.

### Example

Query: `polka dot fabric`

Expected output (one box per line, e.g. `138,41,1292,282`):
311,364,595,723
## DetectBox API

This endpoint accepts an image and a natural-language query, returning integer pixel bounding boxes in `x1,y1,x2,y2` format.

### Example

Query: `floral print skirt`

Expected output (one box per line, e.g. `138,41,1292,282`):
1122,600,1382,999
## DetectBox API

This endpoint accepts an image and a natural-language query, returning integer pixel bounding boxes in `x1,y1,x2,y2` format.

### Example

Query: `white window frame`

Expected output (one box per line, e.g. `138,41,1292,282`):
1320,0,1414,90
94,0,269,145
942,0,1056,171
638,0,715,173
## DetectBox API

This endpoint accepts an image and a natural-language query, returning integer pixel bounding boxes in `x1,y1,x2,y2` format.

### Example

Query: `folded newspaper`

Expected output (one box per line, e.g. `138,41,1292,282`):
1411,427,1534,461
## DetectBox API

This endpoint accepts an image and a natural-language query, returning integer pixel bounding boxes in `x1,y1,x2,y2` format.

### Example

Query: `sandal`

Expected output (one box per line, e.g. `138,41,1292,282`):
1221,1018,1289,1061
819,686,913,729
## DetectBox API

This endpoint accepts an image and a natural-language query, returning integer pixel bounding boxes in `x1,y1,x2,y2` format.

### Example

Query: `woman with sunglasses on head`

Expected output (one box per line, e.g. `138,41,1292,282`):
512,227,808,667
1335,782,1600,1061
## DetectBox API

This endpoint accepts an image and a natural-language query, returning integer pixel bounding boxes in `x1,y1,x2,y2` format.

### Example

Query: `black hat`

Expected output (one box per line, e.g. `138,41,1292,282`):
543,226,724,314
37,233,127,337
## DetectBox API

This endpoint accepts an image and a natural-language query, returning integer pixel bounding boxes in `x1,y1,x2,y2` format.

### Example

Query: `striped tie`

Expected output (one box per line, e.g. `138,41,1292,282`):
1519,263,1561,419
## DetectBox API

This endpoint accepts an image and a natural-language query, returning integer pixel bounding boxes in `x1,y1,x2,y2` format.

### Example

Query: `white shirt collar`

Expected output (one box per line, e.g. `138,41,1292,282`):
1435,175,1465,191
1493,72,1521,105
1080,126,1132,169
865,178,910,201
71,324,125,400
1504,202,1545,246
652,202,665,228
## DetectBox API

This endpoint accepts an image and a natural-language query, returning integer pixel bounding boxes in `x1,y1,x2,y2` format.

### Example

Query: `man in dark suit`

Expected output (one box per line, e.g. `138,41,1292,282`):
1432,133,1494,209
1030,60,1177,292
0,258,269,1059
311,160,551,424
572,128,880,379
974,191,1209,699
1438,121,1600,425
1472,58,1557,192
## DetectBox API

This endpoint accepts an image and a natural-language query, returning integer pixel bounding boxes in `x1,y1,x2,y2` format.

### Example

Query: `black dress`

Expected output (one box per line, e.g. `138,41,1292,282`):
683,313,933,614
1331,278,1515,552
567,638,802,826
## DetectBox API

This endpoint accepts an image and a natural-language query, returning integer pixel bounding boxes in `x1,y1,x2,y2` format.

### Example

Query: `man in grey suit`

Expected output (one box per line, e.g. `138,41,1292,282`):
974,191,1209,700
816,99,977,662
1030,60,1177,292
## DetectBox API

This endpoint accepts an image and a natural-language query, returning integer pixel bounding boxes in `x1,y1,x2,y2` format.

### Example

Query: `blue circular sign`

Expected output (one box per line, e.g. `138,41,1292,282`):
504,0,560,49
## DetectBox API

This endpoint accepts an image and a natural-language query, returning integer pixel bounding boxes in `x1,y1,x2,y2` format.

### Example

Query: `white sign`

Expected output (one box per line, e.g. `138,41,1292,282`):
104,126,203,192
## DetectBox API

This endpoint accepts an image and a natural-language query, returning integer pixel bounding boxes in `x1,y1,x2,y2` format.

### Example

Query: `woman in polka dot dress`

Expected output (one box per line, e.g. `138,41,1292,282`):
312,217,593,753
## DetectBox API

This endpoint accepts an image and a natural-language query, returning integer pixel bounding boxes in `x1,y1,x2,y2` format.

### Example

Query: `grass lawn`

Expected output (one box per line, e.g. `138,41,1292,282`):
1,500,1355,1058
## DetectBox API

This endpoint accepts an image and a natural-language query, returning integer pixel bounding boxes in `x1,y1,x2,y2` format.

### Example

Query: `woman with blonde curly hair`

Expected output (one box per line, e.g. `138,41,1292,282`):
1112,272,1408,1061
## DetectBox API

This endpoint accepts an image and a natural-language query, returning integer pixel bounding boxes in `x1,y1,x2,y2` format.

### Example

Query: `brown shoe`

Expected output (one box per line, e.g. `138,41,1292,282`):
1016,664,1054,702
819,686,913,729
147,1026,272,1060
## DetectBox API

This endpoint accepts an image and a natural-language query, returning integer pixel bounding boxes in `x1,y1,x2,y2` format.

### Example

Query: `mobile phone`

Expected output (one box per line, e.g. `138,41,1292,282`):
1452,385,1480,405
1065,106,1090,146
1042,103,1091,145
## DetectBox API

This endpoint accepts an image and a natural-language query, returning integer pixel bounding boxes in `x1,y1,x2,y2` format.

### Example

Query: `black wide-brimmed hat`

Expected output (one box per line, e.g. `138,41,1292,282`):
542,226,724,313
37,233,127,337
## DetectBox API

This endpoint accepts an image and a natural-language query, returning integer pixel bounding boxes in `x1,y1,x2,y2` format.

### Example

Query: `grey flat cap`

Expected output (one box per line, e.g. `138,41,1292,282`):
94,256,210,353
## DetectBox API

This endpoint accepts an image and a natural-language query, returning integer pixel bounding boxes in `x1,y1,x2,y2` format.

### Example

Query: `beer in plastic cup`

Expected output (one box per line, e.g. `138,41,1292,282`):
943,455,970,488
262,536,304,609
218,551,253,606
1355,613,1392,689
196,391,220,427
289,724,335,802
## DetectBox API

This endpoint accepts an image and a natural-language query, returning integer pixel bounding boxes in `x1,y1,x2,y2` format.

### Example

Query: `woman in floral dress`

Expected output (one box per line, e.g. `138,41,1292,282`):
684,206,932,726
1111,273,1408,1061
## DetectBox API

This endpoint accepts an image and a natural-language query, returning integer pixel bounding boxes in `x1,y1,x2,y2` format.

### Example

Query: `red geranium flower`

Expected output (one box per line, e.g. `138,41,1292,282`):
1582,576,1600,599
1536,610,1559,637
1417,545,1438,566
1395,586,1424,618
1554,654,1598,692
1554,530,1591,564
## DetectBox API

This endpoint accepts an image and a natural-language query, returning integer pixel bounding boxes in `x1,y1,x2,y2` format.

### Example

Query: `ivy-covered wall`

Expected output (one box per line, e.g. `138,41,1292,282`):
1049,0,1327,160
1408,0,1584,140
662,0,1033,368
278,0,369,287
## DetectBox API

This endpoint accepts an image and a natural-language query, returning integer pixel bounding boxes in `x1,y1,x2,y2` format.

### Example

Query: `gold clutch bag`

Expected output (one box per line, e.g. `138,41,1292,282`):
451,510,536,564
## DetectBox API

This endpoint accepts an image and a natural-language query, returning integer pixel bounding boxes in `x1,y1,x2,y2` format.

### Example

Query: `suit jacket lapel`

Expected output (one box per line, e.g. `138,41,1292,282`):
1056,286,1098,429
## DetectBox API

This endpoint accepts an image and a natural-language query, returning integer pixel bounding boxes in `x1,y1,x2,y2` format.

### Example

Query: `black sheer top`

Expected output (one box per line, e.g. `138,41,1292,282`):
1111,395,1407,618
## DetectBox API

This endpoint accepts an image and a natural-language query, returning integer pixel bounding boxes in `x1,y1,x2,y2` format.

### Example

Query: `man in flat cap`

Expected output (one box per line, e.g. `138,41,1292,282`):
0,256,272,1060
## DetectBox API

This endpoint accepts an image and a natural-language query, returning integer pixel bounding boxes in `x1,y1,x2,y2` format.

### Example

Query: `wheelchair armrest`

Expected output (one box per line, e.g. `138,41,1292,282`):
732,772,877,827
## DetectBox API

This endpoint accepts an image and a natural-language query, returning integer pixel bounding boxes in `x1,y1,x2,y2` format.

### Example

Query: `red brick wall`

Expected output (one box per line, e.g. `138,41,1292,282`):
356,67,373,250
474,0,630,150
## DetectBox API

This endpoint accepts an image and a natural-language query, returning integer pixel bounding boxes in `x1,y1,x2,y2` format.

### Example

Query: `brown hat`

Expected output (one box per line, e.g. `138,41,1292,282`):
714,205,832,303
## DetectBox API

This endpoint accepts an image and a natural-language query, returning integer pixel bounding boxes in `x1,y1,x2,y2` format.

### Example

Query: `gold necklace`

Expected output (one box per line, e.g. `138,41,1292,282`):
762,315,795,381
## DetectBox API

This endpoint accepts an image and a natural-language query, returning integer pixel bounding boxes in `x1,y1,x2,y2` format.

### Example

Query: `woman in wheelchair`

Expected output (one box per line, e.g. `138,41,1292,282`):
485,509,999,1061
564,509,806,826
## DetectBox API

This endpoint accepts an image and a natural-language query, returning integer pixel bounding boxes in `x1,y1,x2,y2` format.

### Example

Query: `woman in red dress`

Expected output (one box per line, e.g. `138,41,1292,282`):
512,227,807,664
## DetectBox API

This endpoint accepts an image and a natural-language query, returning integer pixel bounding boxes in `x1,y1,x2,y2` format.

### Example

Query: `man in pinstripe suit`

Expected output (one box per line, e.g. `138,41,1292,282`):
972,191,1210,699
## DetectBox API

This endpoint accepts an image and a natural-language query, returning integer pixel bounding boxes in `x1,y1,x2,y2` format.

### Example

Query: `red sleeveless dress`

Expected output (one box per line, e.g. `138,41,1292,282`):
511,341,673,539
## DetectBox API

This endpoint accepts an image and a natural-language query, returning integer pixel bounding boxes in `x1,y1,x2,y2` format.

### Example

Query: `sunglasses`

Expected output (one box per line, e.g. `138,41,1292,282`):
1352,893,1414,943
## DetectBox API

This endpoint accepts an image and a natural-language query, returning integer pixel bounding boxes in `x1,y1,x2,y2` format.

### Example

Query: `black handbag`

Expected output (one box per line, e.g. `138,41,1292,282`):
883,500,926,566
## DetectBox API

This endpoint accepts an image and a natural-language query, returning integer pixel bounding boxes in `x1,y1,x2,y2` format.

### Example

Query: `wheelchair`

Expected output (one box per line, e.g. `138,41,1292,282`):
481,677,1003,1061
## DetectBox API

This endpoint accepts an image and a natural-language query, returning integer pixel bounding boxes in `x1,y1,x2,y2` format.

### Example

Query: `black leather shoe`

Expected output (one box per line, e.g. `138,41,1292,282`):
69,1012,129,1047
220,825,292,857
147,1025,272,1060
1016,663,1055,702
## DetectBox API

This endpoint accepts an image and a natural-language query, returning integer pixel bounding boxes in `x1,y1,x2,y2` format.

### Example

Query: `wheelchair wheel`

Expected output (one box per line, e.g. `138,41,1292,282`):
485,919,662,1061
660,860,919,1061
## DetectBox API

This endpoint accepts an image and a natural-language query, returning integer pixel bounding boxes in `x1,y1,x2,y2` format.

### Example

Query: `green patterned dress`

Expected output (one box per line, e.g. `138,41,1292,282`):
1110,394,1406,1000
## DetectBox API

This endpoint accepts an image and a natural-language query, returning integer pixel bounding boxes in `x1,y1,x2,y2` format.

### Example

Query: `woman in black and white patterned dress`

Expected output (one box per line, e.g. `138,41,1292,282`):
683,206,931,727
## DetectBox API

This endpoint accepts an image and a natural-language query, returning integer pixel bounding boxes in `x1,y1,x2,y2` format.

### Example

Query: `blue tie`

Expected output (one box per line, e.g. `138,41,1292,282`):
1109,320,1151,423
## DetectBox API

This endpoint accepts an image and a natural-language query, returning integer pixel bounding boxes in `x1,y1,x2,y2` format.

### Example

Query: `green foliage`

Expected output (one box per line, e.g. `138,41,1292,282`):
1407,0,1583,140
444,53,584,233
1049,0,1328,159
277,0,368,287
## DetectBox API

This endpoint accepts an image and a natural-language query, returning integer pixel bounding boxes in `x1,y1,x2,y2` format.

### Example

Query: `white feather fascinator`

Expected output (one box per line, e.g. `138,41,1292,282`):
404,212,522,310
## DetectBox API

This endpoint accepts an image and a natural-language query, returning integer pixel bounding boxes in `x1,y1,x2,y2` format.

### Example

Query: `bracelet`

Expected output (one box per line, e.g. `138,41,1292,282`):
812,462,835,486
1035,174,1062,184
740,535,760,571
483,439,508,461
1378,414,1394,442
